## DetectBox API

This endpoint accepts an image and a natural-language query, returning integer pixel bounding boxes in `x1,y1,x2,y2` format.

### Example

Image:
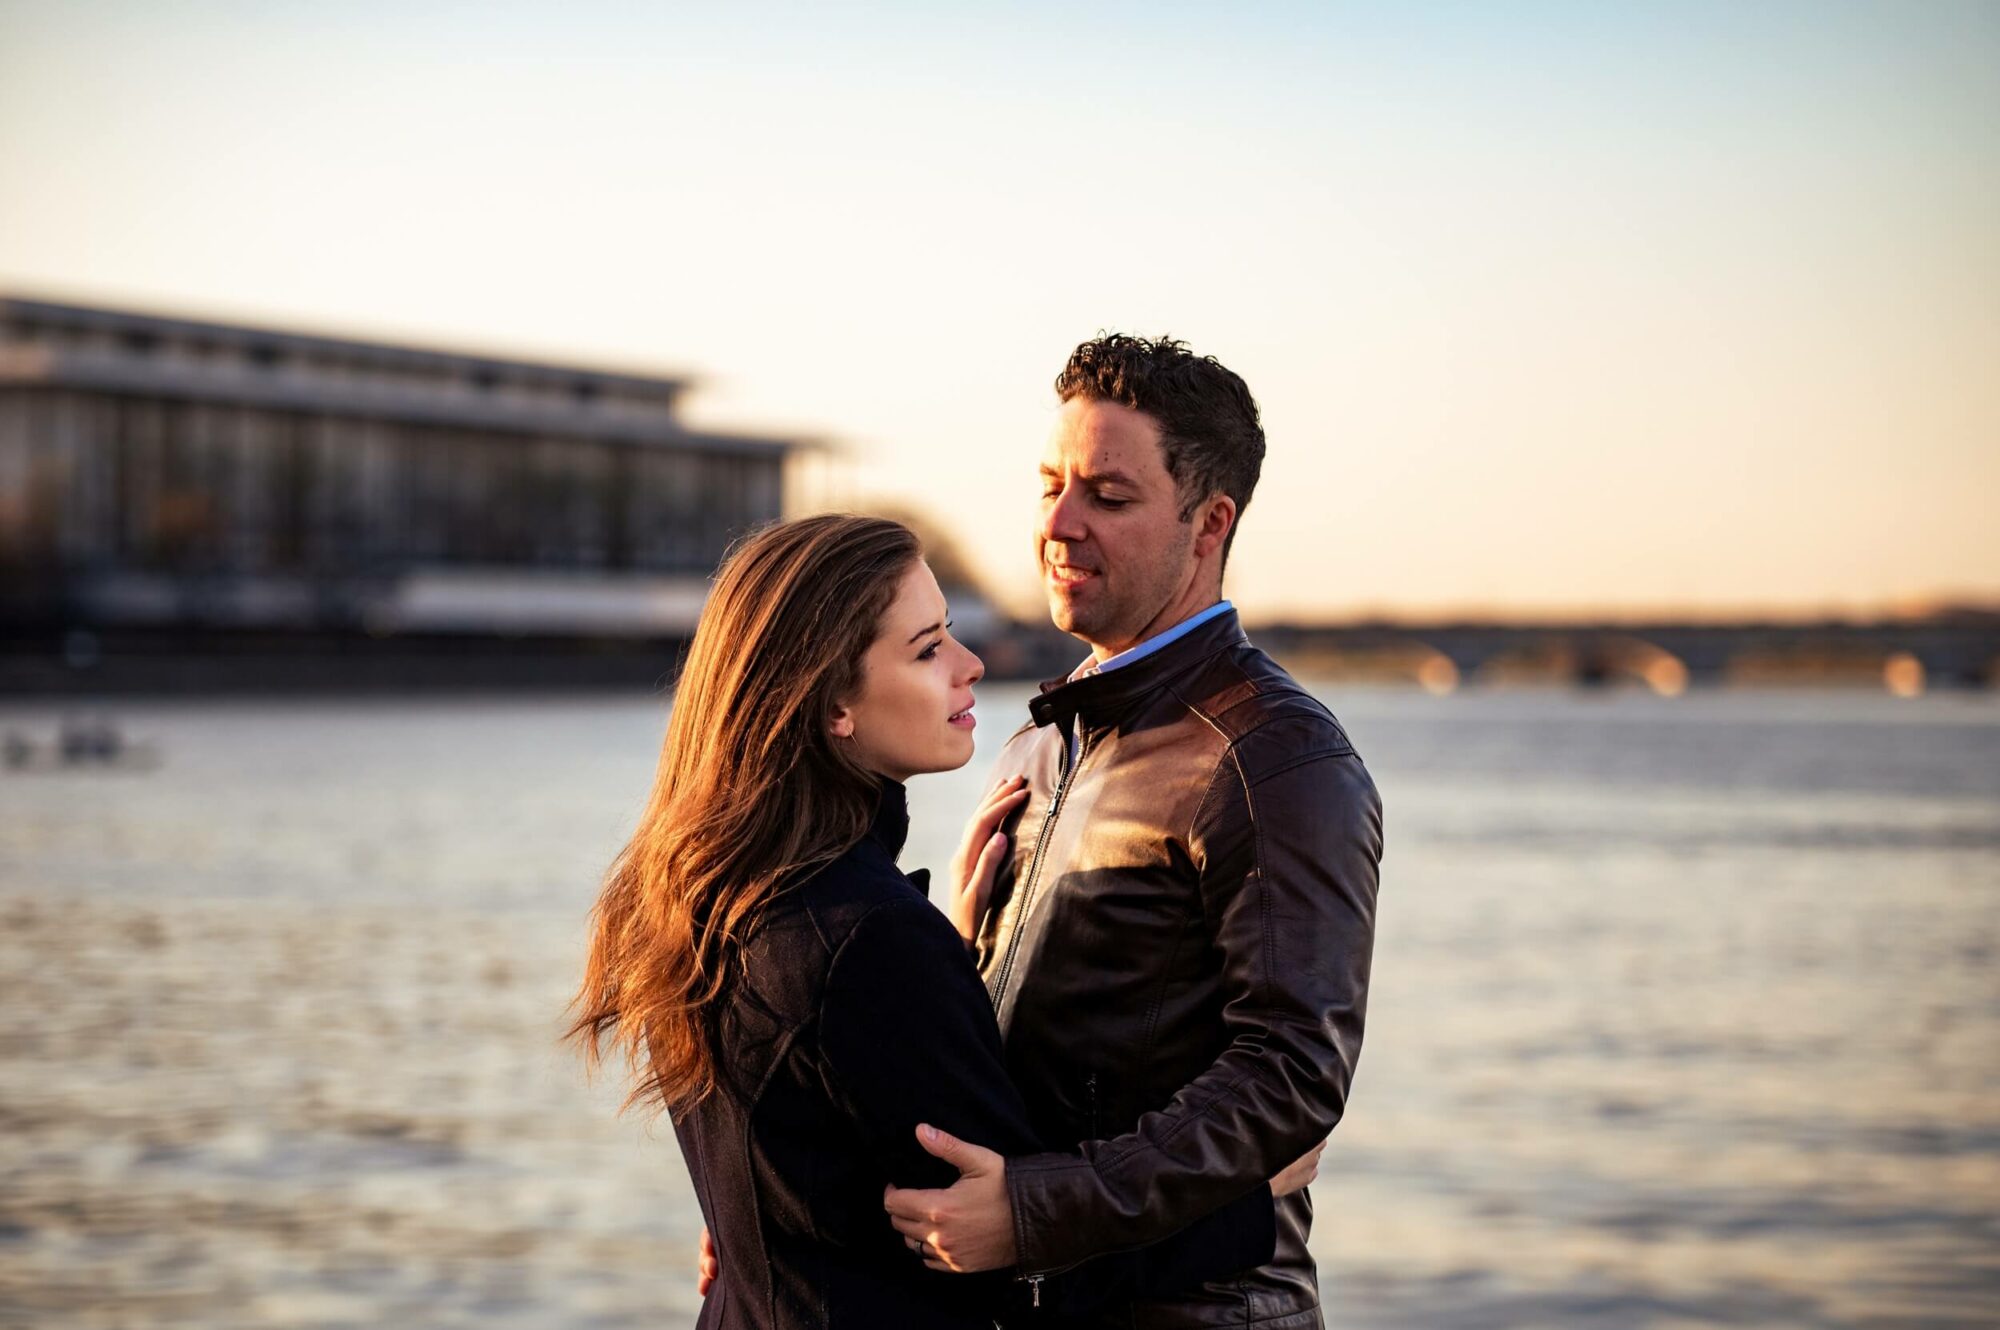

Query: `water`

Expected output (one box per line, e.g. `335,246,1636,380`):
0,687,1995,1329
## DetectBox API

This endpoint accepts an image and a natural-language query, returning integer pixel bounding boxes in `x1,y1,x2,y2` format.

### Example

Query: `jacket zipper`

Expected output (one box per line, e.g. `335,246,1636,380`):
1008,720,1104,1288
1086,1071,1099,1139
990,723,1082,1011
1001,724,1093,1298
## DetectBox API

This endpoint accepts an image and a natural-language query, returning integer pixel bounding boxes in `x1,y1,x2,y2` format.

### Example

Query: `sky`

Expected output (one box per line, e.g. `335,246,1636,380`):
1,0,1995,621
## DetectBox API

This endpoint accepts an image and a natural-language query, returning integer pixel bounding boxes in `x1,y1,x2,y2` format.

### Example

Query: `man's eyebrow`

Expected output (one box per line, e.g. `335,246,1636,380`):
1041,465,1139,488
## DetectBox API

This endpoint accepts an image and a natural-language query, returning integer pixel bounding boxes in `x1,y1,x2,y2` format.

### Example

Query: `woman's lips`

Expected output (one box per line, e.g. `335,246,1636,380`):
948,706,976,730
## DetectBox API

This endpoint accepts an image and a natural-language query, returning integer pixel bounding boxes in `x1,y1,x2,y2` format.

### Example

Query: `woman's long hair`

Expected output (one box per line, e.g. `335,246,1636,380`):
566,514,921,1116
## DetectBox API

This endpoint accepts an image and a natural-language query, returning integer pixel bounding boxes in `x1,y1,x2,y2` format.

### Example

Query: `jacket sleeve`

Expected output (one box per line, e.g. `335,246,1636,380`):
1000,729,1384,1272
821,896,1047,1182
820,893,1277,1308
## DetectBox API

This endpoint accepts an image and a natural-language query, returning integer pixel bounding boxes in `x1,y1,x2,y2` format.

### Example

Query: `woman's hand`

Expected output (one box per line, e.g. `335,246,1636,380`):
697,1225,717,1295
1268,1138,1326,1197
946,775,1029,949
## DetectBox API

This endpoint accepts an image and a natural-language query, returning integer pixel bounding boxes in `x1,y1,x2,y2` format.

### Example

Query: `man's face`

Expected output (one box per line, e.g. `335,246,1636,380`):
1036,397,1198,653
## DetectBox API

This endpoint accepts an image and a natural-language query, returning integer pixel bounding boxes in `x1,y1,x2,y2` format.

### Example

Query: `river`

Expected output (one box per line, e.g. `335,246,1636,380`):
1,685,1994,1328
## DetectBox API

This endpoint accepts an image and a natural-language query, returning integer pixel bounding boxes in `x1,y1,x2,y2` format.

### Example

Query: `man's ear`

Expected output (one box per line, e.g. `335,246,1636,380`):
828,702,855,740
1192,495,1237,561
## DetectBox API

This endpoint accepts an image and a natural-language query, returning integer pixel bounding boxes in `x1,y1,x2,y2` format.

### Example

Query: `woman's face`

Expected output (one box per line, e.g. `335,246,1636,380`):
830,559,985,782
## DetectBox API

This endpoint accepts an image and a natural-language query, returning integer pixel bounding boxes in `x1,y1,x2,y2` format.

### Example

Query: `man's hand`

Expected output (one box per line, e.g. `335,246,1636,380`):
1269,1138,1326,1197
697,1225,717,1296
883,1123,1020,1272
946,775,1029,949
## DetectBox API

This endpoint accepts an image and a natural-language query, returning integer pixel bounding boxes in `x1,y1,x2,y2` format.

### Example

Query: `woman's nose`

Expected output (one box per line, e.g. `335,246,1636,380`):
960,644,985,686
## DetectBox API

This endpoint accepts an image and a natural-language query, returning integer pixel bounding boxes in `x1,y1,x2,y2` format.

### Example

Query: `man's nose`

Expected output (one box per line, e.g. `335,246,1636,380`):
1040,481,1088,544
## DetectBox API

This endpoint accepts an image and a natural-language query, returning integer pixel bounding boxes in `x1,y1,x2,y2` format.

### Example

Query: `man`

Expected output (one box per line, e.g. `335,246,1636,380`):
885,333,1385,1328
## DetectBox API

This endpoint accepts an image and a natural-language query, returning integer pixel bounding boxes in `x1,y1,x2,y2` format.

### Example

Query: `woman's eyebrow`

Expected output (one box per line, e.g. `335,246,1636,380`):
904,620,943,645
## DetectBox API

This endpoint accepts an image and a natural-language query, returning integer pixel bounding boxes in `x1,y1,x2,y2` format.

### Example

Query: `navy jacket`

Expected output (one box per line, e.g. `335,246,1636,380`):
671,780,1275,1328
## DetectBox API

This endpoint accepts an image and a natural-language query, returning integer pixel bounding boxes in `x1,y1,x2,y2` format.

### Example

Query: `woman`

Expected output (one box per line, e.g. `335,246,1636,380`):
567,514,1281,1328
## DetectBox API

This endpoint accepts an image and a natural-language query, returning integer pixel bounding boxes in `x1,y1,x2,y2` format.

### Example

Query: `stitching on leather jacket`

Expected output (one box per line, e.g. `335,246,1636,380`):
1135,908,1195,1062
1087,1066,1260,1176
1182,751,1236,913
1244,745,1356,790
1233,743,1278,1013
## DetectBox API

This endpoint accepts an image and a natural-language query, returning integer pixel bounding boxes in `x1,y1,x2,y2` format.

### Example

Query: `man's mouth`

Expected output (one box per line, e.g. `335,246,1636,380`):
1046,564,1096,587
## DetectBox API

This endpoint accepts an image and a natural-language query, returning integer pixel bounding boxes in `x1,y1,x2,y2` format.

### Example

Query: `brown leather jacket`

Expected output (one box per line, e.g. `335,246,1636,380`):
975,607,1384,1329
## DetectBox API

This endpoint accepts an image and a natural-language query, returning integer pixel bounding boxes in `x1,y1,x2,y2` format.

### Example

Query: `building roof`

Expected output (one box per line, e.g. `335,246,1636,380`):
0,294,811,457
1,294,692,396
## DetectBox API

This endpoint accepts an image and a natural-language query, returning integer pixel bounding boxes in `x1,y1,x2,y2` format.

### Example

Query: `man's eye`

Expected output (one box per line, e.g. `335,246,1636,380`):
1097,497,1130,510
1041,488,1061,500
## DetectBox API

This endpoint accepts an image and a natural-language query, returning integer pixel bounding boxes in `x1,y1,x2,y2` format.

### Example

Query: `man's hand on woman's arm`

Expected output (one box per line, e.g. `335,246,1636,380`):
883,1125,1329,1273
884,1125,1019,1272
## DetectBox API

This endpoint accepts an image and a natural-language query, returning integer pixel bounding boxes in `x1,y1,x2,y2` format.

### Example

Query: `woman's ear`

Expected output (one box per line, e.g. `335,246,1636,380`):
827,703,855,740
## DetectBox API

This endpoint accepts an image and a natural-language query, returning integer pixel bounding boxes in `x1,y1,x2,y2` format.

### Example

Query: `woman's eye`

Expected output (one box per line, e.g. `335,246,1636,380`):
918,640,942,661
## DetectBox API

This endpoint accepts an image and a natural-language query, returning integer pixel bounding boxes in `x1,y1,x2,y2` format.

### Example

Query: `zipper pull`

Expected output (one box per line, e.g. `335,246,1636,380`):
1028,1273,1043,1307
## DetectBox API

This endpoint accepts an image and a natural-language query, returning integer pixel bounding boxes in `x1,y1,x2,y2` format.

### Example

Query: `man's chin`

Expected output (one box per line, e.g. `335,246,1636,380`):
1045,595,1101,643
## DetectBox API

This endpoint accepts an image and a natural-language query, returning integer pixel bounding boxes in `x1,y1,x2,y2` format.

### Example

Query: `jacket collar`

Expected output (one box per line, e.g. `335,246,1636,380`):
865,777,912,859
1029,606,1249,734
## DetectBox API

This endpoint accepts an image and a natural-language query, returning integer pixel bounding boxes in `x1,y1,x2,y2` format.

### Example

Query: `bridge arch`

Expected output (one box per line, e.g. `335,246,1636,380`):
1576,635,1689,696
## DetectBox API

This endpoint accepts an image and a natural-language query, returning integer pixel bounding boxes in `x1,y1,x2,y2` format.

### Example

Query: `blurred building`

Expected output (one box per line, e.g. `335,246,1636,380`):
0,296,803,664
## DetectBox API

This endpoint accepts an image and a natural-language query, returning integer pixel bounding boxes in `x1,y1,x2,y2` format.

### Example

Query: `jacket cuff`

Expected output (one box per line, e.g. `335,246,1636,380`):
1004,1151,1100,1274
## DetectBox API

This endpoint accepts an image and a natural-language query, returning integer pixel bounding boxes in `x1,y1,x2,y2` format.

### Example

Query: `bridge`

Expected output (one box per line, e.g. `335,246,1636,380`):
1251,615,2000,695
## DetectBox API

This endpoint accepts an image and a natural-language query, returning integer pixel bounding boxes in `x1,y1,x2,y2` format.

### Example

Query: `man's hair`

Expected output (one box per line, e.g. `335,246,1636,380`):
1054,333,1266,563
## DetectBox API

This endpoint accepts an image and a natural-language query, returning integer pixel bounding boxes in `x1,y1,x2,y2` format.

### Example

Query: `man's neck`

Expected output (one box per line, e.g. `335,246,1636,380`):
1089,592,1225,665
1078,602,1230,682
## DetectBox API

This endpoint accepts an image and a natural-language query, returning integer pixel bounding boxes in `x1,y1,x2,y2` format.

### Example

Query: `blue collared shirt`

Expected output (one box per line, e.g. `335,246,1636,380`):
1070,599,1235,682
1063,600,1234,765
